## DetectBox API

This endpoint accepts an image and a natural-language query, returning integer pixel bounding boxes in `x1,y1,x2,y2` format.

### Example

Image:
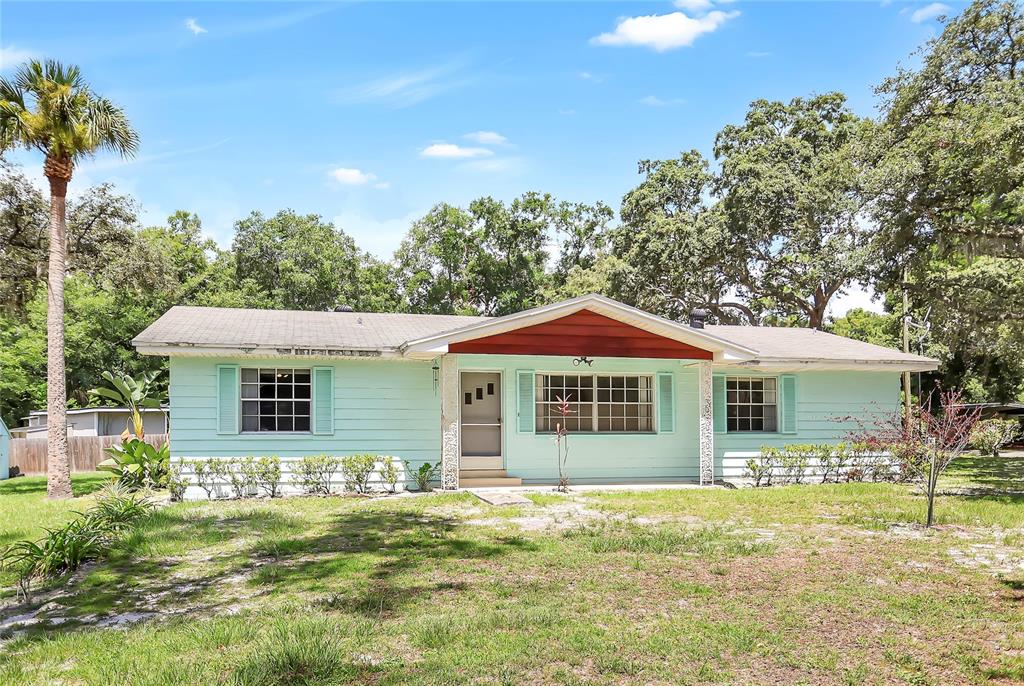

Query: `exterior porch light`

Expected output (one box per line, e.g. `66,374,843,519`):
432,360,440,394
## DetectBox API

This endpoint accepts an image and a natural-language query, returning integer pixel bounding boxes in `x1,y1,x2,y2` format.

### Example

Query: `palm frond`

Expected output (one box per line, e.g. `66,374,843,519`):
84,96,139,158
1,59,137,162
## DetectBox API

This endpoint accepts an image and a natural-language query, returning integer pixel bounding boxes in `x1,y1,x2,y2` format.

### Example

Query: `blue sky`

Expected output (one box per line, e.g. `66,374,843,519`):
1,1,957,310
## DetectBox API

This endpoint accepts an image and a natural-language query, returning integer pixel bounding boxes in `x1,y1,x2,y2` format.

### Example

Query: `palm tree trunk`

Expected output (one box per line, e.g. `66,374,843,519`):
45,165,72,499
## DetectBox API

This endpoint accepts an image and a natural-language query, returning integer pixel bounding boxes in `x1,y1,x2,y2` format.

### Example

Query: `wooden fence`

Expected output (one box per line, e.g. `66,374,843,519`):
9,434,169,475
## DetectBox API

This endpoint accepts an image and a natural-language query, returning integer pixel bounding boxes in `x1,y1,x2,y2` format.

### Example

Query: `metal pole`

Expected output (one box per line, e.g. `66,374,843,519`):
902,268,912,429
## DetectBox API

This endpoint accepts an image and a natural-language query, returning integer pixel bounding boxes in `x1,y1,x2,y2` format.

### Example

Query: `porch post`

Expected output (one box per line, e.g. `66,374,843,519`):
698,361,714,485
439,354,460,490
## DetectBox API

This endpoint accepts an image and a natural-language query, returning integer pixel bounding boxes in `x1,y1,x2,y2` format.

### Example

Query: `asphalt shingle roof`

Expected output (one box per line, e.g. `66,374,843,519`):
134,305,933,364
703,325,932,364
133,306,488,351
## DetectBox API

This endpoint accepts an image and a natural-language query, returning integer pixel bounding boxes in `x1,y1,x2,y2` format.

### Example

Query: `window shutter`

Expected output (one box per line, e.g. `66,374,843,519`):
712,375,727,434
312,366,335,435
657,372,675,433
780,374,797,434
216,365,239,435
517,370,535,433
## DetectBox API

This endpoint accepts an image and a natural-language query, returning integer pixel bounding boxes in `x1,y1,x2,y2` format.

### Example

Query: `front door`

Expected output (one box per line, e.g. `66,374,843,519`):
460,372,502,469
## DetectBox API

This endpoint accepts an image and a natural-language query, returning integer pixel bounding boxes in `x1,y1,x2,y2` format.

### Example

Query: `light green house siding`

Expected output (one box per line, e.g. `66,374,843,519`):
458,354,703,483
714,370,900,479
168,355,899,485
168,356,441,472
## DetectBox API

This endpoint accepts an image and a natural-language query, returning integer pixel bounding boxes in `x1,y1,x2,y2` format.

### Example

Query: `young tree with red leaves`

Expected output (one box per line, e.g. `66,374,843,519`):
849,388,981,527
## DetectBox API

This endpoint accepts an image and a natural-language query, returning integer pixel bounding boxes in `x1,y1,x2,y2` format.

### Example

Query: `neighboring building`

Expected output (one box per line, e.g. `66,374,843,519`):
12,407,169,439
133,294,936,497
0,416,9,480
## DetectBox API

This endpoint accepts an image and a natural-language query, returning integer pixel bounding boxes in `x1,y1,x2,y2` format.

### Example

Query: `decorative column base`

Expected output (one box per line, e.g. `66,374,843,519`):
698,361,714,485
439,354,460,490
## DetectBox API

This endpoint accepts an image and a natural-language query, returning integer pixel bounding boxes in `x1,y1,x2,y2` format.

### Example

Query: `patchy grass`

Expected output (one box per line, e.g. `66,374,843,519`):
0,460,1020,685
0,473,113,589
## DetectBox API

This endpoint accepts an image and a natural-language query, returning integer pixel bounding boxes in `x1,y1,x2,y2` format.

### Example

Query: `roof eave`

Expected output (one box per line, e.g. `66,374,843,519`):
134,343,401,360
725,357,940,373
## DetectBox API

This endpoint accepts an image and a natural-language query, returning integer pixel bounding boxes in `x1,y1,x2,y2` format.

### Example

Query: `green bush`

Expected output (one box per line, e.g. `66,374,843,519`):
780,444,813,484
208,458,231,497
252,455,283,498
970,418,1020,457
167,463,188,502
97,438,170,490
816,443,847,483
758,447,781,487
189,459,216,499
405,461,440,492
378,457,400,494
340,453,377,494
744,456,772,487
845,442,871,482
295,454,339,495
228,457,258,498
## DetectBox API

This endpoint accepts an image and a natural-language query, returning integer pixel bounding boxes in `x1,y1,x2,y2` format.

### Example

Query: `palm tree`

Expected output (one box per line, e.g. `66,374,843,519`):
0,60,138,499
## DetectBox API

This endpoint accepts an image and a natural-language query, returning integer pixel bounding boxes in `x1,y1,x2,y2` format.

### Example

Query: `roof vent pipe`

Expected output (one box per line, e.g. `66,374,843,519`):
334,304,354,312
689,309,708,329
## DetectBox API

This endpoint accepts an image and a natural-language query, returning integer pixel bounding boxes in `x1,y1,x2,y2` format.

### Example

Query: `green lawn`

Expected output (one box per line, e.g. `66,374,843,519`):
0,458,1021,685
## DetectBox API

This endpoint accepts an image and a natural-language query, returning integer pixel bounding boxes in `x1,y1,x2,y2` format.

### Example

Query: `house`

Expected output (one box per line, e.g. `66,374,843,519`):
132,294,937,496
11,407,169,439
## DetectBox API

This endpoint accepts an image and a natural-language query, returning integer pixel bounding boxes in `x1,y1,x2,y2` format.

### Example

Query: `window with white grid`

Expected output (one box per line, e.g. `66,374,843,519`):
725,376,778,432
535,374,654,433
241,368,312,432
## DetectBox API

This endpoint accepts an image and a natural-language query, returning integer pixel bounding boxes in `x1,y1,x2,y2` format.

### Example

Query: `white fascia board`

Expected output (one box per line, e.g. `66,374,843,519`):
718,358,939,373
134,344,402,360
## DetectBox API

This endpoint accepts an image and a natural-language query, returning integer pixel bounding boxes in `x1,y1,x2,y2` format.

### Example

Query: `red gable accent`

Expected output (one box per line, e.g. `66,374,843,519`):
448,309,713,359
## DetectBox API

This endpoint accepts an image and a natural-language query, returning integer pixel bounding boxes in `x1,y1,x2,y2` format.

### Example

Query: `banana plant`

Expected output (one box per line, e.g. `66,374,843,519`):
90,370,164,439
98,439,170,489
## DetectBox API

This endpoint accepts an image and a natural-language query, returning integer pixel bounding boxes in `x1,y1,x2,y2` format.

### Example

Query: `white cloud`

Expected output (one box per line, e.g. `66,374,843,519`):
463,131,508,146
591,10,739,52
0,45,36,71
420,143,493,159
747,50,772,58
674,0,714,13
184,18,208,35
328,167,378,185
910,3,950,23
639,95,686,107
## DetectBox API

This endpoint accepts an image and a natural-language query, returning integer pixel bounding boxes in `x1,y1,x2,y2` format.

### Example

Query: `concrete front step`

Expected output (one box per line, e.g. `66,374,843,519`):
460,477,524,488
459,468,522,488
459,469,508,479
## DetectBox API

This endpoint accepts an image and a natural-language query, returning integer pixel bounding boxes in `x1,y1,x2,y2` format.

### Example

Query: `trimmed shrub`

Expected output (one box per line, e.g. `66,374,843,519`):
816,443,847,484
253,455,283,498
229,457,258,499
780,444,813,484
295,454,339,495
970,418,1020,457
189,459,217,499
378,457,400,494
167,463,188,502
340,453,377,494
744,457,772,487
